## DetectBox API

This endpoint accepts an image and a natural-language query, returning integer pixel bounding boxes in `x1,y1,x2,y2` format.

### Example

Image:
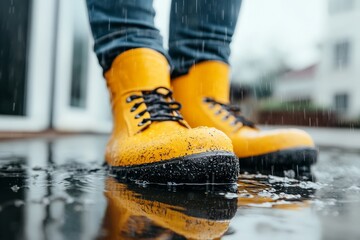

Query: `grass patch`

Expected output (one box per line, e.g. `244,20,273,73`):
259,100,330,112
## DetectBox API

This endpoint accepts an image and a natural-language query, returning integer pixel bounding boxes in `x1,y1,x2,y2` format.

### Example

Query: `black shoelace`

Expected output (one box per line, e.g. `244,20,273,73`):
204,97,255,128
126,87,183,127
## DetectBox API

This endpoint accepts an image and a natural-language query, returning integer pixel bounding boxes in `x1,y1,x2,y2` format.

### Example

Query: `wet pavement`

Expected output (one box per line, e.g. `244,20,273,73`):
0,135,360,240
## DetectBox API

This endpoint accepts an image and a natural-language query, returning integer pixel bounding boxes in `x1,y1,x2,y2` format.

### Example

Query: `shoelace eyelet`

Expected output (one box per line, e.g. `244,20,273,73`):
230,120,238,126
138,121,146,127
215,110,222,115
222,115,230,121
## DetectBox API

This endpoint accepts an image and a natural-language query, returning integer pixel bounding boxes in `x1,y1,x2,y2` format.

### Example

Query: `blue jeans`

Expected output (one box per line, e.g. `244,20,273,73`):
86,0,242,78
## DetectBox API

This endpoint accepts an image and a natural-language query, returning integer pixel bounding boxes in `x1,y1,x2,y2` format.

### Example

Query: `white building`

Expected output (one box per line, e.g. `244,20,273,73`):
314,0,360,120
0,0,112,133
0,0,173,134
274,65,317,103
274,0,360,121
1,0,360,133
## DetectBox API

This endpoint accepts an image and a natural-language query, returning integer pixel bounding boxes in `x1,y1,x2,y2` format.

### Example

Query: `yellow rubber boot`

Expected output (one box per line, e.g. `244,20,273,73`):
172,61,317,175
104,49,238,183
101,177,236,240
237,179,310,209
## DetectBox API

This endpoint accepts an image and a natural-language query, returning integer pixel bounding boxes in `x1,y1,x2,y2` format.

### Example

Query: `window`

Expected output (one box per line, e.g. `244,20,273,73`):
334,93,349,114
329,0,354,14
0,0,32,115
69,10,89,109
69,32,89,108
334,41,351,69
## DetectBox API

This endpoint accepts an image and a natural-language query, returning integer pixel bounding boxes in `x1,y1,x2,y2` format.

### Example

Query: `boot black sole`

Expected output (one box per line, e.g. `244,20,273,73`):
108,151,239,184
239,147,318,178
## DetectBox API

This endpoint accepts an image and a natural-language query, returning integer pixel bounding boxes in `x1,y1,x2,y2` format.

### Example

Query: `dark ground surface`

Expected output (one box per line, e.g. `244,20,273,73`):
0,135,360,240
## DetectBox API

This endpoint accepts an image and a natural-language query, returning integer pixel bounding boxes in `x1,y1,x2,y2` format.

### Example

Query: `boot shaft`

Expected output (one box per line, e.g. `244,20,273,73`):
105,48,171,96
172,61,231,104
105,48,172,135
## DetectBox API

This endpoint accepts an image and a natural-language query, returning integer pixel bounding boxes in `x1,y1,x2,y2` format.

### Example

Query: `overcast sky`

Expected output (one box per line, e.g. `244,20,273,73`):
154,0,327,73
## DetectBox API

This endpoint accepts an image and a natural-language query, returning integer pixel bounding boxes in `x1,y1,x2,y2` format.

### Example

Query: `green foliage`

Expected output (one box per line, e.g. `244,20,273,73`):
259,99,330,112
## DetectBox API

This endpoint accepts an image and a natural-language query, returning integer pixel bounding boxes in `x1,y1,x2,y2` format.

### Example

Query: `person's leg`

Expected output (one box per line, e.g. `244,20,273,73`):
169,0,242,78
85,0,239,183
170,0,317,177
86,0,169,72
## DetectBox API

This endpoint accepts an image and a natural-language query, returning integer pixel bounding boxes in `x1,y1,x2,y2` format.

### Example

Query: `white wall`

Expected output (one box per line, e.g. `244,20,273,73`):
274,77,314,102
0,0,112,133
314,0,360,119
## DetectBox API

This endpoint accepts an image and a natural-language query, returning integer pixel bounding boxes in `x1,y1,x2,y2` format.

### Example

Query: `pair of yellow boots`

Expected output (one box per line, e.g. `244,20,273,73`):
105,48,317,183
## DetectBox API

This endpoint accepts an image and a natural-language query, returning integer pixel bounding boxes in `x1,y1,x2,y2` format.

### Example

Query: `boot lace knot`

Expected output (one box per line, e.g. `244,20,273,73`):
126,87,184,127
204,97,255,128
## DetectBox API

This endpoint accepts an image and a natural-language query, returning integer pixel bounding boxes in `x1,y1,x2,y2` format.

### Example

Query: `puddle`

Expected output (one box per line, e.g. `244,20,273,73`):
0,135,360,239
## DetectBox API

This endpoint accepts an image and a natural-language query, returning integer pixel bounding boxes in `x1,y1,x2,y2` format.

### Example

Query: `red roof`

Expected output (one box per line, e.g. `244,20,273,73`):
281,64,318,80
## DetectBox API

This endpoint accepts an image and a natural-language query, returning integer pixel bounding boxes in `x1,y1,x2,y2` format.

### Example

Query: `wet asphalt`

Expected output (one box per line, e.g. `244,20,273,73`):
0,135,359,240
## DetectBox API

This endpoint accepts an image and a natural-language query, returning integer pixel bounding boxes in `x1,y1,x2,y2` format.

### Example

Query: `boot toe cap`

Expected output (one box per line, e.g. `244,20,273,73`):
108,126,234,167
233,127,315,158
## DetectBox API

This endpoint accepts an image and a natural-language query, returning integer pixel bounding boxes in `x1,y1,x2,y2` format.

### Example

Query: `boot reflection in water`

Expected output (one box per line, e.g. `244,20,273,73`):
99,178,237,240
236,176,315,209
